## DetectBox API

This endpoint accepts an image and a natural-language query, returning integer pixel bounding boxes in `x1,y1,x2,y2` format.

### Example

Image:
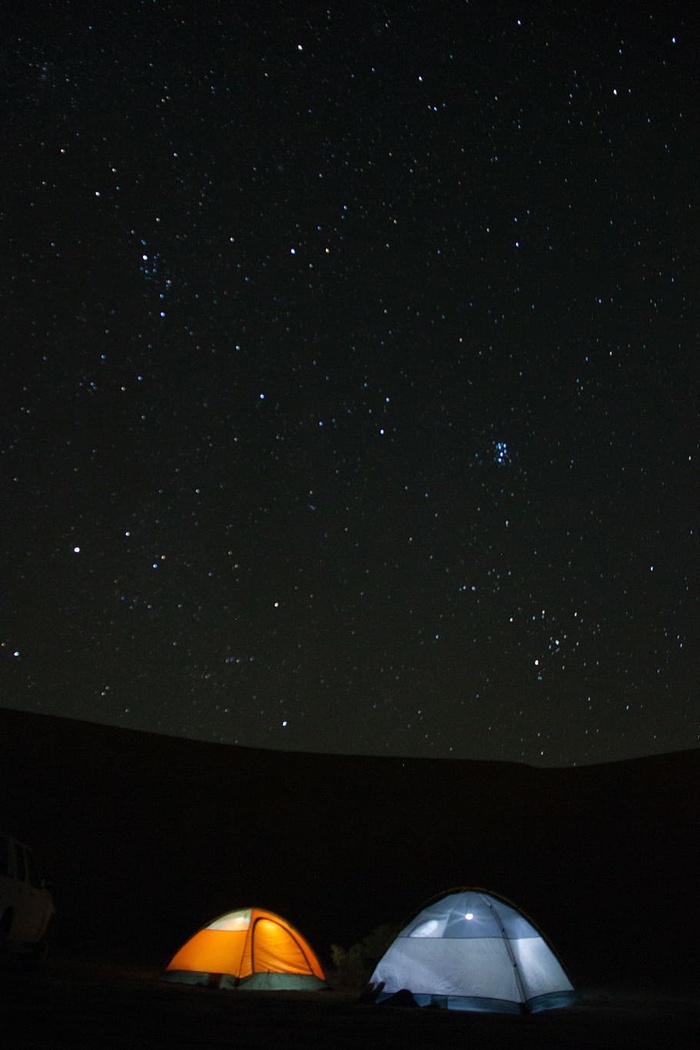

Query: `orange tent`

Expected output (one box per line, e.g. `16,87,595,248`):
162,907,327,990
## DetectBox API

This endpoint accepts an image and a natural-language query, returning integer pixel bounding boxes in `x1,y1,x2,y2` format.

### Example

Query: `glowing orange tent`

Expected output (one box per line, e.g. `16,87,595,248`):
162,907,327,990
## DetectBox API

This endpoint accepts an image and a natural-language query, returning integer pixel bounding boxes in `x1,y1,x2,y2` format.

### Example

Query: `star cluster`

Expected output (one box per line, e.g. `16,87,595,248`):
2,1,695,765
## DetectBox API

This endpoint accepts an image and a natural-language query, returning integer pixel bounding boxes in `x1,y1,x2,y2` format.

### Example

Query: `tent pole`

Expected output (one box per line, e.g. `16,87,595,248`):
484,894,528,1006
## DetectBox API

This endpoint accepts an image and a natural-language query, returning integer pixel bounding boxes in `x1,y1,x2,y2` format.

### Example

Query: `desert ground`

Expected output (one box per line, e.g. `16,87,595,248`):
1,709,698,1047
3,954,698,1049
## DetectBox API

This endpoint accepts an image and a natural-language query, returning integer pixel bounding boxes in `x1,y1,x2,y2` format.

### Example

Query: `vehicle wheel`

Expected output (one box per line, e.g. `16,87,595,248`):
0,910,13,954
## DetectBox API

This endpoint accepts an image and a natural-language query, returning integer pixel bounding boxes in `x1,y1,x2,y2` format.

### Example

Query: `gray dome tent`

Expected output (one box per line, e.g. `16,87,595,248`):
368,888,576,1013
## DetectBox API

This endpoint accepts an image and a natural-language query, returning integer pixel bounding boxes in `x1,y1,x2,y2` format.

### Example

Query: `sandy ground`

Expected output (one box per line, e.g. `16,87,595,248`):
2,954,698,1050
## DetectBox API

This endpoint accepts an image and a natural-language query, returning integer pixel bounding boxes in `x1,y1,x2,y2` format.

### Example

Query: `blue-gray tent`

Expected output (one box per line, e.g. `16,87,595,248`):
368,888,576,1013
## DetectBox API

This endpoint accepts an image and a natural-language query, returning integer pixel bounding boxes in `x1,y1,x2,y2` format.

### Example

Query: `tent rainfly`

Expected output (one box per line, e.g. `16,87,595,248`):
368,888,576,1013
162,907,327,991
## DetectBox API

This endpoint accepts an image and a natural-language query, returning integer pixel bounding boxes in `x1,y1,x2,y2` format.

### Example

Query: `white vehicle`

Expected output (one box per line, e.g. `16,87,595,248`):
0,835,55,955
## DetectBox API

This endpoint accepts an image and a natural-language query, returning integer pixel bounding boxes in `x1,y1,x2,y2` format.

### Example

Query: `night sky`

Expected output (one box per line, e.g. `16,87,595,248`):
2,1,696,767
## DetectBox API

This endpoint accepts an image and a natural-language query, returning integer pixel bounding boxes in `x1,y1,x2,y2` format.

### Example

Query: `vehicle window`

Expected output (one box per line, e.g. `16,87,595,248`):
24,848,41,887
0,837,9,877
15,844,26,882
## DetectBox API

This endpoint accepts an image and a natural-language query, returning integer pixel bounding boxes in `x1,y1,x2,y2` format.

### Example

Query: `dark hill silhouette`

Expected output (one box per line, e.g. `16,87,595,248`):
1,707,697,991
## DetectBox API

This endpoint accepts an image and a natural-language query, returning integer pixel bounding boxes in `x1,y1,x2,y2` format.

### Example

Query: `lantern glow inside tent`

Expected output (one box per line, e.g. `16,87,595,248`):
163,907,327,991
368,888,576,1013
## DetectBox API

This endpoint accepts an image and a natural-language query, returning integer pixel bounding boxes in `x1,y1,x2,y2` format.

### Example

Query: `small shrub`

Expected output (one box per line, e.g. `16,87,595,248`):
330,923,399,990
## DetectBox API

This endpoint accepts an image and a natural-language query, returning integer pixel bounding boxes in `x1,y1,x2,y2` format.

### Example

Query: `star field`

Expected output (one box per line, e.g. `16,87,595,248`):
2,1,696,765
